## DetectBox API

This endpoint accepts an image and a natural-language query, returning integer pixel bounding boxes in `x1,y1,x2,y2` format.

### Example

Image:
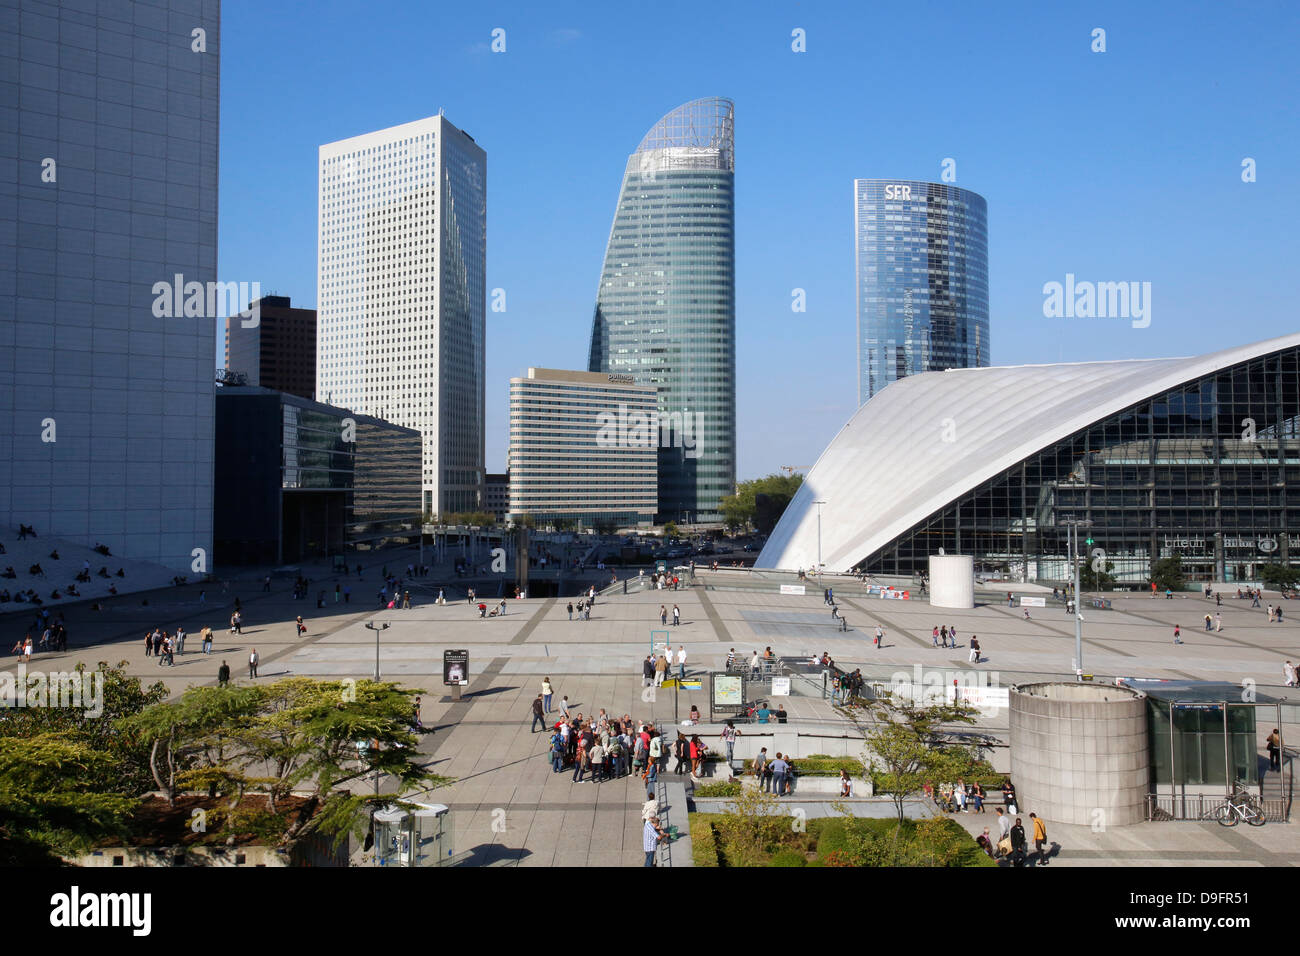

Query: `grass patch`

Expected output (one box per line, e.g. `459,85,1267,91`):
689,816,721,867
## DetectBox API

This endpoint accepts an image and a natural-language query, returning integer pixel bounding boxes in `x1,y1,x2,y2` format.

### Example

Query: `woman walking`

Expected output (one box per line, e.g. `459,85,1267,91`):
541,677,554,713
673,732,689,775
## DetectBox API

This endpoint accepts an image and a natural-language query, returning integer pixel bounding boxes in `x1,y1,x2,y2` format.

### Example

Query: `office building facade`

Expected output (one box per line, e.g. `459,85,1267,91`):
508,368,657,528
0,0,220,569
855,180,989,404
225,295,316,400
587,97,736,524
214,386,421,564
317,114,486,519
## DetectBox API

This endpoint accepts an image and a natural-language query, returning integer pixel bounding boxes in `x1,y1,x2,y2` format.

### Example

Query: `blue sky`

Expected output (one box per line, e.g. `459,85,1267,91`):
216,0,1299,478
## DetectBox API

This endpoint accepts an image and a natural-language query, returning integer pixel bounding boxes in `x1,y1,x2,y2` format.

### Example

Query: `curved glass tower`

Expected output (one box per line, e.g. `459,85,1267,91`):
588,98,736,525
855,180,989,405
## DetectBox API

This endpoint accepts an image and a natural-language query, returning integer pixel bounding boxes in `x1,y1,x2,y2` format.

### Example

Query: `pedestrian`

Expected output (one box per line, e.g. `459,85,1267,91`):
1001,778,1017,813
749,650,761,677
769,752,789,796
940,625,949,648
402,590,411,610
642,654,655,687
672,604,680,626
752,748,769,791
654,653,669,687
542,677,554,713
217,659,230,686
559,695,570,718
248,648,259,679
296,615,306,637
673,731,689,774
335,583,341,603
647,731,663,783
874,625,884,649
530,694,546,733
567,601,574,621
1030,812,1049,864
1204,613,1213,632
969,635,981,663
588,740,605,783
1267,728,1282,771
1215,612,1222,632
200,626,213,655
643,815,665,867
996,806,1011,841
174,627,185,655
660,604,667,626
1023,608,1031,620
676,644,687,680
143,630,153,657
973,781,985,813
1173,624,1183,644
1287,660,1297,688
1010,817,1028,867
721,720,740,766
344,585,351,603
726,647,736,669
932,625,940,647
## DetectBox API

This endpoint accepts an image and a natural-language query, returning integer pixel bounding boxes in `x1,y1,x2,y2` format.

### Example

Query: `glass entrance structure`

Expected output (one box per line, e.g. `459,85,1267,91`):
759,333,1300,582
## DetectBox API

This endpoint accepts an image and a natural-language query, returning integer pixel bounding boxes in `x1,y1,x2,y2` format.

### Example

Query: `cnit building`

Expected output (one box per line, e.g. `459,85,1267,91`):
760,334,1300,585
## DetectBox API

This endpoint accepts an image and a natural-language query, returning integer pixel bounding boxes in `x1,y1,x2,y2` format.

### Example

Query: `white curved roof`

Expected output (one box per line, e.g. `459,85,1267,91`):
756,332,1300,572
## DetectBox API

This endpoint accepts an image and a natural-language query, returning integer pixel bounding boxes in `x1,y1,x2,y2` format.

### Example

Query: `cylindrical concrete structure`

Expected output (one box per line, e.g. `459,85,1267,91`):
1009,682,1149,826
928,554,974,609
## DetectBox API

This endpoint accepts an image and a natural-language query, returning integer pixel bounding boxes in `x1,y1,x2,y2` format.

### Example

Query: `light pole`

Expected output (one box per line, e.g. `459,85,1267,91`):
1060,517,1092,681
813,500,827,577
365,620,390,681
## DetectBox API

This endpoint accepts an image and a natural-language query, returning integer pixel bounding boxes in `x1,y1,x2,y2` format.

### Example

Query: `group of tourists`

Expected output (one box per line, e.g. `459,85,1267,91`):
641,646,689,685
965,780,1051,866
143,624,215,664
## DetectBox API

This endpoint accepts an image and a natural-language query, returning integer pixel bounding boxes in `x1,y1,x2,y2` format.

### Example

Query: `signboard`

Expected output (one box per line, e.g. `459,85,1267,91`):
947,685,1010,714
679,679,702,690
713,675,743,706
1020,596,1046,607
770,676,791,697
780,584,806,595
656,560,668,573
443,649,469,686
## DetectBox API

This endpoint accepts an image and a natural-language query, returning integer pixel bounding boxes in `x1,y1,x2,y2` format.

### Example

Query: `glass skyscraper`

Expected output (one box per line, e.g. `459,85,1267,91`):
588,97,736,525
0,0,220,569
855,180,989,404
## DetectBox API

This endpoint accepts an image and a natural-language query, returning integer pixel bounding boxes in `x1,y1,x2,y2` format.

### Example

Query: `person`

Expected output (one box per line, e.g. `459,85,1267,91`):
976,828,995,859
676,644,687,679
756,702,772,724
673,732,689,774
1023,607,1031,620
775,704,787,723
1267,728,1282,771
296,615,306,637
588,740,605,783
721,720,740,765
567,601,574,621
1010,817,1028,867
530,694,546,733
932,625,940,647
143,630,152,657
1287,661,1297,688
972,781,985,813
969,635,981,663
542,677,554,713
672,604,681,626
1204,613,1213,632
955,778,968,812
201,626,213,655
688,704,700,724
1030,812,1049,864
654,653,669,687
874,625,884,649
559,695,570,718
1215,612,1223,632
217,660,230,686
647,731,663,783
248,648,259,679
660,605,667,626
1173,624,1183,645
749,650,761,677
839,768,851,797
996,806,1011,841
644,815,665,867
769,752,789,796
642,654,656,687
402,590,411,610
726,647,736,669
752,748,769,791
1001,779,1017,813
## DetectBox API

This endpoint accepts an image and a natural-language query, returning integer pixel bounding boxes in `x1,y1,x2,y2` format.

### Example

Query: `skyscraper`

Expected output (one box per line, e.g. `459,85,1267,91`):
588,98,736,525
318,114,486,518
0,0,220,569
854,180,989,405
225,295,316,400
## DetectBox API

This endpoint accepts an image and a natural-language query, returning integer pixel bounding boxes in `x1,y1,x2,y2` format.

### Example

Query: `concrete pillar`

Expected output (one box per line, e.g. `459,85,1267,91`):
928,554,974,609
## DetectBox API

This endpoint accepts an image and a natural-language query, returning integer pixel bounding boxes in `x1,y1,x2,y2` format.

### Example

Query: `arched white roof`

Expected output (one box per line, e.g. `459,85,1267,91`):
756,332,1300,572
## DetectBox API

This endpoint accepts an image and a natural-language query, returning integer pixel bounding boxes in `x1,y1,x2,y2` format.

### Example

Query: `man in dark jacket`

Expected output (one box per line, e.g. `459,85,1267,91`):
1010,817,1028,867
217,660,231,686
642,654,656,687
530,694,546,733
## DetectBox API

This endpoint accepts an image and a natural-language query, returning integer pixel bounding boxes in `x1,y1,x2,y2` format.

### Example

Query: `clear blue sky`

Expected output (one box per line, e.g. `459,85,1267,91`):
216,0,1299,479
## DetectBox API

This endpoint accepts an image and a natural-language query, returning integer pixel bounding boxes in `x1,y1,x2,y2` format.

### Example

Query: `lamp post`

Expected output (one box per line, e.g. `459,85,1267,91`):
813,500,827,577
365,620,390,681
1059,517,1092,681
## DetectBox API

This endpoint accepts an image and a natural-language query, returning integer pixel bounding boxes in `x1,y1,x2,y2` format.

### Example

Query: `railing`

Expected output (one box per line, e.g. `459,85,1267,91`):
1145,789,1289,823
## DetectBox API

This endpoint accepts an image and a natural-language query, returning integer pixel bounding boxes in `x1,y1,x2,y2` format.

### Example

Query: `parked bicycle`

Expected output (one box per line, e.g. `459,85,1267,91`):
1212,783,1265,827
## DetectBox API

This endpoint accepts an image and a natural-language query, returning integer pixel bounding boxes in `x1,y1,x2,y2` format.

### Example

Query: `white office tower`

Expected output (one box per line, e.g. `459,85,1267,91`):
318,114,487,517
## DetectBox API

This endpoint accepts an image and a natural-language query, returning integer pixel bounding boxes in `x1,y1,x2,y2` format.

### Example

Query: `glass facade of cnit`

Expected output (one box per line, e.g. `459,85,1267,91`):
855,180,989,405
861,343,1300,584
508,368,657,528
588,98,735,525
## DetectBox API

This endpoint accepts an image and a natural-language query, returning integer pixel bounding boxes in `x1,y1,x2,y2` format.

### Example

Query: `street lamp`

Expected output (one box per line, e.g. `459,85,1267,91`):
365,620,390,681
813,500,827,577
1059,517,1093,681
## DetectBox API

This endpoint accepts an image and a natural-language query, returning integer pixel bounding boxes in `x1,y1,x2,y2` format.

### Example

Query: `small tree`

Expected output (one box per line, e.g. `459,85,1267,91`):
716,787,789,866
1258,562,1300,591
859,693,981,822
1080,558,1116,591
1150,554,1187,592
663,521,680,540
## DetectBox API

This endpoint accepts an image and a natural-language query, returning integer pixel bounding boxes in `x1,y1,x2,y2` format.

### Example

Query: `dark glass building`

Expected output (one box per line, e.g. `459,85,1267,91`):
224,295,317,400
760,335,1300,584
214,387,420,564
855,180,989,405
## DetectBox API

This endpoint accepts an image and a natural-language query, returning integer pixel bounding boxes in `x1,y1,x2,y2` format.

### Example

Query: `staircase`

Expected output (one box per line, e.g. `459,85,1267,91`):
1258,752,1292,821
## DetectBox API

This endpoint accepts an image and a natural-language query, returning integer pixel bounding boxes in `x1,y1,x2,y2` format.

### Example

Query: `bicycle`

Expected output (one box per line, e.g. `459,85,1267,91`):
1212,784,1265,827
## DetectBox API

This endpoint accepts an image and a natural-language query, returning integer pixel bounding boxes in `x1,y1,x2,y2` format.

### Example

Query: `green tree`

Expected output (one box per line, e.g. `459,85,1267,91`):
857,693,982,822
722,474,804,535
511,513,536,530
662,521,679,539
1258,563,1300,591
1150,554,1187,592
1080,558,1116,591
716,787,789,866
0,733,139,864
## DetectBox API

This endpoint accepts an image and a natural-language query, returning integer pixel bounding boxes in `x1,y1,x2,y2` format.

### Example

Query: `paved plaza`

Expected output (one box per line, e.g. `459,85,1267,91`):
10,552,1300,866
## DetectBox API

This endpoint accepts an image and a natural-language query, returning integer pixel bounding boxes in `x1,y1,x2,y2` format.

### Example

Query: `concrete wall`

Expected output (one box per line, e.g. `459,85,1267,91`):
929,555,974,609
1010,682,1149,826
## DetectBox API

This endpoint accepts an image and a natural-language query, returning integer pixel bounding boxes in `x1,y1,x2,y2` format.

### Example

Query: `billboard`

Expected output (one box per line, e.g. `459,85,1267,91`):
443,649,469,686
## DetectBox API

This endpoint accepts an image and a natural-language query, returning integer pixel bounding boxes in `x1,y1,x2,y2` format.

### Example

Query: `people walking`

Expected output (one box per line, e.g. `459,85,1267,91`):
567,601,574,621
217,659,230,686
875,625,884,649
673,732,689,775
1010,817,1028,867
1215,612,1222,632
296,615,306,637
676,645,687,680
530,694,546,733
672,604,680,626
1267,728,1282,771
969,636,981,663
660,605,667,626
542,677,554,713
932,625,940,647
721,720,740,766
642,654,656,687
248,648,259,679
1030,812,1049,864
1173,624,1183,645
769,752,789,796
654,653,669,687
1204,613,1213,632
1286,660,1297,688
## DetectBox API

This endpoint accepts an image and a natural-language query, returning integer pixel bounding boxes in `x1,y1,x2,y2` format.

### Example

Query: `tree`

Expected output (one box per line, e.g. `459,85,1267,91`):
511,513,536,530
721,474,804,535
1080,558,1116,591
662,521,679,539
857,693,982,822
1258,562,1300,591
0,733,138,864
1150,554,1187,592
716,787,789,866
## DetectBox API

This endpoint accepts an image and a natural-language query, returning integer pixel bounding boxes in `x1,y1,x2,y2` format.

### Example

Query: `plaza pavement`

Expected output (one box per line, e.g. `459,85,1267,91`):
11,556,1300,866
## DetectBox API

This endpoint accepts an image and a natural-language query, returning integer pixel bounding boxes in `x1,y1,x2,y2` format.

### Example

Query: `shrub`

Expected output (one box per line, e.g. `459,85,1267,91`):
694,781,742,798
690,816,721,867
770,848,806,867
